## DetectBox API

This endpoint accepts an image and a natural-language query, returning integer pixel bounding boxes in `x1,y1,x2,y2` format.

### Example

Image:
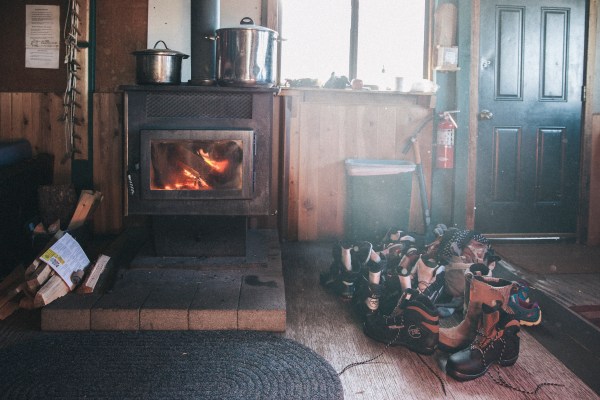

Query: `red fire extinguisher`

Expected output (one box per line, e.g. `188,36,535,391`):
436,110,459,169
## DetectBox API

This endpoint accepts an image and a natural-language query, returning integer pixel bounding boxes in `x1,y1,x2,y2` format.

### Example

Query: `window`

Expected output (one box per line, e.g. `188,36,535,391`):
281,0,427,89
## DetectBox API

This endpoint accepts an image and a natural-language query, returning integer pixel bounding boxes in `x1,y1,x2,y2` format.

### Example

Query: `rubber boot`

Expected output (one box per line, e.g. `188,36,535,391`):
446,302,520,381
363,288,440,355
439,273,515,353
363,282,384,314
398,247,419,290
443,260,490,305
414,256,439,292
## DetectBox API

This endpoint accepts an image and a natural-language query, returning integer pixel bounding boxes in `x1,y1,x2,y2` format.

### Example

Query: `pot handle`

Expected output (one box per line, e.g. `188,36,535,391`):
240,17,254,25
153,40,169,49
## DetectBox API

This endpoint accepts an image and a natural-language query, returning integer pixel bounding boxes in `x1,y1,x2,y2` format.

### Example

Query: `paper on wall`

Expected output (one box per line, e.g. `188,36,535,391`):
25,5,60,69
40,233,90,290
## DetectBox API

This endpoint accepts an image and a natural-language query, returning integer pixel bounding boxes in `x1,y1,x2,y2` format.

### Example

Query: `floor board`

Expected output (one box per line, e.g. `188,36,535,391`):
281,241,599,400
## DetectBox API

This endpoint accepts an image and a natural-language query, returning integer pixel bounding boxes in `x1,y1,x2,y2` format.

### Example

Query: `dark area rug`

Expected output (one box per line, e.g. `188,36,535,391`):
0,330,343,400
493,243,600,275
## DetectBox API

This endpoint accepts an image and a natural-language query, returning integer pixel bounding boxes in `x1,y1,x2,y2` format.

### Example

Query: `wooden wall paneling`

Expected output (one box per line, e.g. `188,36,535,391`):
92,93,123,234
588,114,600,245
297,103,321,240
47,92,71,184
281,92,434,241
0,93,11,135
376,106,398,159
316,105,344,239
0,92,70,184
284,96,300,241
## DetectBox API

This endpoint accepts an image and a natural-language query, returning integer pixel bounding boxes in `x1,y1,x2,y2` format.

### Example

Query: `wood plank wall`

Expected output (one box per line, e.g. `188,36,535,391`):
0,92,71,184
588,113,600,245
281,90,435,241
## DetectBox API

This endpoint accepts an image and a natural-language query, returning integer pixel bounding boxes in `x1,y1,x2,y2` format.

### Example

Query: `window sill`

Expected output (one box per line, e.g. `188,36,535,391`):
278,87,436,108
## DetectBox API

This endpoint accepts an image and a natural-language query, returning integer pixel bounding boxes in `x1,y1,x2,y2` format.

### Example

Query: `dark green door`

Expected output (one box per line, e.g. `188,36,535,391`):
475,0,585,235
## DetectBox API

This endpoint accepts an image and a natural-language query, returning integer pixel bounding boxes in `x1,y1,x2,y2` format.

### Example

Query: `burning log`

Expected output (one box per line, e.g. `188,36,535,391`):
150,140,243,190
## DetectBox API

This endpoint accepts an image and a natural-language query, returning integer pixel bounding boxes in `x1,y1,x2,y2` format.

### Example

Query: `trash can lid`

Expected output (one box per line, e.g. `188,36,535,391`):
345,159,416,176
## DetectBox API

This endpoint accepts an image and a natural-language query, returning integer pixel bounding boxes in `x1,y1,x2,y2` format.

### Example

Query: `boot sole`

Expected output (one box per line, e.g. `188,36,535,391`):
447,356,519,382
518,310,542,326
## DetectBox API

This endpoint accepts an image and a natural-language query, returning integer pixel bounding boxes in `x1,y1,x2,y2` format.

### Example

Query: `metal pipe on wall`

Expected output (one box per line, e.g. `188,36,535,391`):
190,0,220,85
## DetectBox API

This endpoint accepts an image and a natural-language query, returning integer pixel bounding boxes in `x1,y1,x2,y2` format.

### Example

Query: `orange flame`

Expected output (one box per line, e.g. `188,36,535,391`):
199,149,229,174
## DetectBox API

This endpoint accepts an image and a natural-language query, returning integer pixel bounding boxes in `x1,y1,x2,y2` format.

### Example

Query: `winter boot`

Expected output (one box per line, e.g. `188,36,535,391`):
351,241,373,269
446,302,520,381
398,247,419,290
360,282,384,315
414,256,440,292
439,273,515,353
363,288,440,355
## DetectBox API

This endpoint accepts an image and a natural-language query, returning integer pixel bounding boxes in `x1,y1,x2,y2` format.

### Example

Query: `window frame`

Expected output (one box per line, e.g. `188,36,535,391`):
264,0,434,85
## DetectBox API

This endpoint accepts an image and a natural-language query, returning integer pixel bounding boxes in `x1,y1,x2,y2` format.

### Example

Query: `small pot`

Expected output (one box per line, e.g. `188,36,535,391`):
216,17,278,87
132,41,189,84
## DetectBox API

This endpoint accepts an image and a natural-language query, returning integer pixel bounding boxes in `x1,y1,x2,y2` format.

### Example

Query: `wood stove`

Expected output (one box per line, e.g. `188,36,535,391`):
122,85,277,257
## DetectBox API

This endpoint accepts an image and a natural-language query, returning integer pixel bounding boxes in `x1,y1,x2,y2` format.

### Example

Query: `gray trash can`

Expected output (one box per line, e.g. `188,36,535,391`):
345,159,415,243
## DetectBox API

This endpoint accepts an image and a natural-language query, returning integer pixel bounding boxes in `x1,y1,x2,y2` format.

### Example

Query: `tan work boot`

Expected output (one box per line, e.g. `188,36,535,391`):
439,273,515,353
446,301,520,381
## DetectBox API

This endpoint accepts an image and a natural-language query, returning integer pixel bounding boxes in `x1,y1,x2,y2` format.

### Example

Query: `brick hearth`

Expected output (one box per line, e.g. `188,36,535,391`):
40,230,286,332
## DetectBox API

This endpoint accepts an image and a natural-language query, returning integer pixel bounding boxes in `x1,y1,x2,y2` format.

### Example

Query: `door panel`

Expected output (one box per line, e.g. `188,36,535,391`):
475,0,585,235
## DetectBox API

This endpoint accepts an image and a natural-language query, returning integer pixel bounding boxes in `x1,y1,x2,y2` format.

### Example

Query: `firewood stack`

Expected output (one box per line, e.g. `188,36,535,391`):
0,189,104,320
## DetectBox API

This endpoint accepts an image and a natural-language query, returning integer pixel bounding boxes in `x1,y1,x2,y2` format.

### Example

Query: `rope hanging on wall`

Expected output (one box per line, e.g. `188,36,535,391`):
61,0,83,164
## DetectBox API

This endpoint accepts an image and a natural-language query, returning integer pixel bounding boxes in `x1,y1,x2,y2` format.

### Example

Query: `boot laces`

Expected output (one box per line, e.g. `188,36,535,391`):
366,296,379,311
470,328,500,356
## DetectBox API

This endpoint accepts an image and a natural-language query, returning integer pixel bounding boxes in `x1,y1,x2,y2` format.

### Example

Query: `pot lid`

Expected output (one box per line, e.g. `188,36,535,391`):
132,40,189,58
217,17,277,34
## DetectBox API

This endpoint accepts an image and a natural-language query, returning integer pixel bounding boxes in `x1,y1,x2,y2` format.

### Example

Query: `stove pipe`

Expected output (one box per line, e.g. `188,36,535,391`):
190,0,220,85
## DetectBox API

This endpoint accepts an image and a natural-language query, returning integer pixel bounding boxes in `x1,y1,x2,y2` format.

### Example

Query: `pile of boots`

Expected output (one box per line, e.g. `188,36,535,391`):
320,226,533,383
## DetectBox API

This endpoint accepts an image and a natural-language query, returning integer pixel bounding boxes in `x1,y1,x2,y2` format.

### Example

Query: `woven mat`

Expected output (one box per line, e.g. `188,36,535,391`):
0,330,343,400
493,243,600,275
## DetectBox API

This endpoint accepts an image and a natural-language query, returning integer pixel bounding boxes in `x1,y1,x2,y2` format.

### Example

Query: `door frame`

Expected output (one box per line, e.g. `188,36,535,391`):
463,0,597,242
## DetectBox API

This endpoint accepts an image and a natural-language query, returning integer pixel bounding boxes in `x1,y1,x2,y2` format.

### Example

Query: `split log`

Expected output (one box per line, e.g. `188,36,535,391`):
67,190,103,231
34,275,70,308
77,254,110,294
26,264,53,292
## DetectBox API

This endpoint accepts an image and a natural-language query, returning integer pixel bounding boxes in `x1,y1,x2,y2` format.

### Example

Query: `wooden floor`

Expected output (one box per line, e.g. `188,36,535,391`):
281,241,599,400
1,239,599,399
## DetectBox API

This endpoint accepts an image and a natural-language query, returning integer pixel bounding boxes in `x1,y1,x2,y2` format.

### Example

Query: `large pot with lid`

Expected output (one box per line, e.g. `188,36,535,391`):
133,41,189,84
216,17,278,87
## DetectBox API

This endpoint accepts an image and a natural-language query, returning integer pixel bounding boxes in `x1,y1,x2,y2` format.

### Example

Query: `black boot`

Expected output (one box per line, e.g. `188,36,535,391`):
363,288,439,355
446,302,520,381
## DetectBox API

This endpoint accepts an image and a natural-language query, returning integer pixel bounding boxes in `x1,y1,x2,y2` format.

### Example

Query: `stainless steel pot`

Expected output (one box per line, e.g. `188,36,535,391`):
132,41,189,84
216,17,278,87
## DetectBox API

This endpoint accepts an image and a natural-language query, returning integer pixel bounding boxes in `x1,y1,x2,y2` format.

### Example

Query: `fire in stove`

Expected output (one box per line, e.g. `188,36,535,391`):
140,129,255,201
150,139,243,191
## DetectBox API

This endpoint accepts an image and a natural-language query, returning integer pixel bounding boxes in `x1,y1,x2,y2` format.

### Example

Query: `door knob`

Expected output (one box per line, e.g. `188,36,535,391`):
478,110,493,120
